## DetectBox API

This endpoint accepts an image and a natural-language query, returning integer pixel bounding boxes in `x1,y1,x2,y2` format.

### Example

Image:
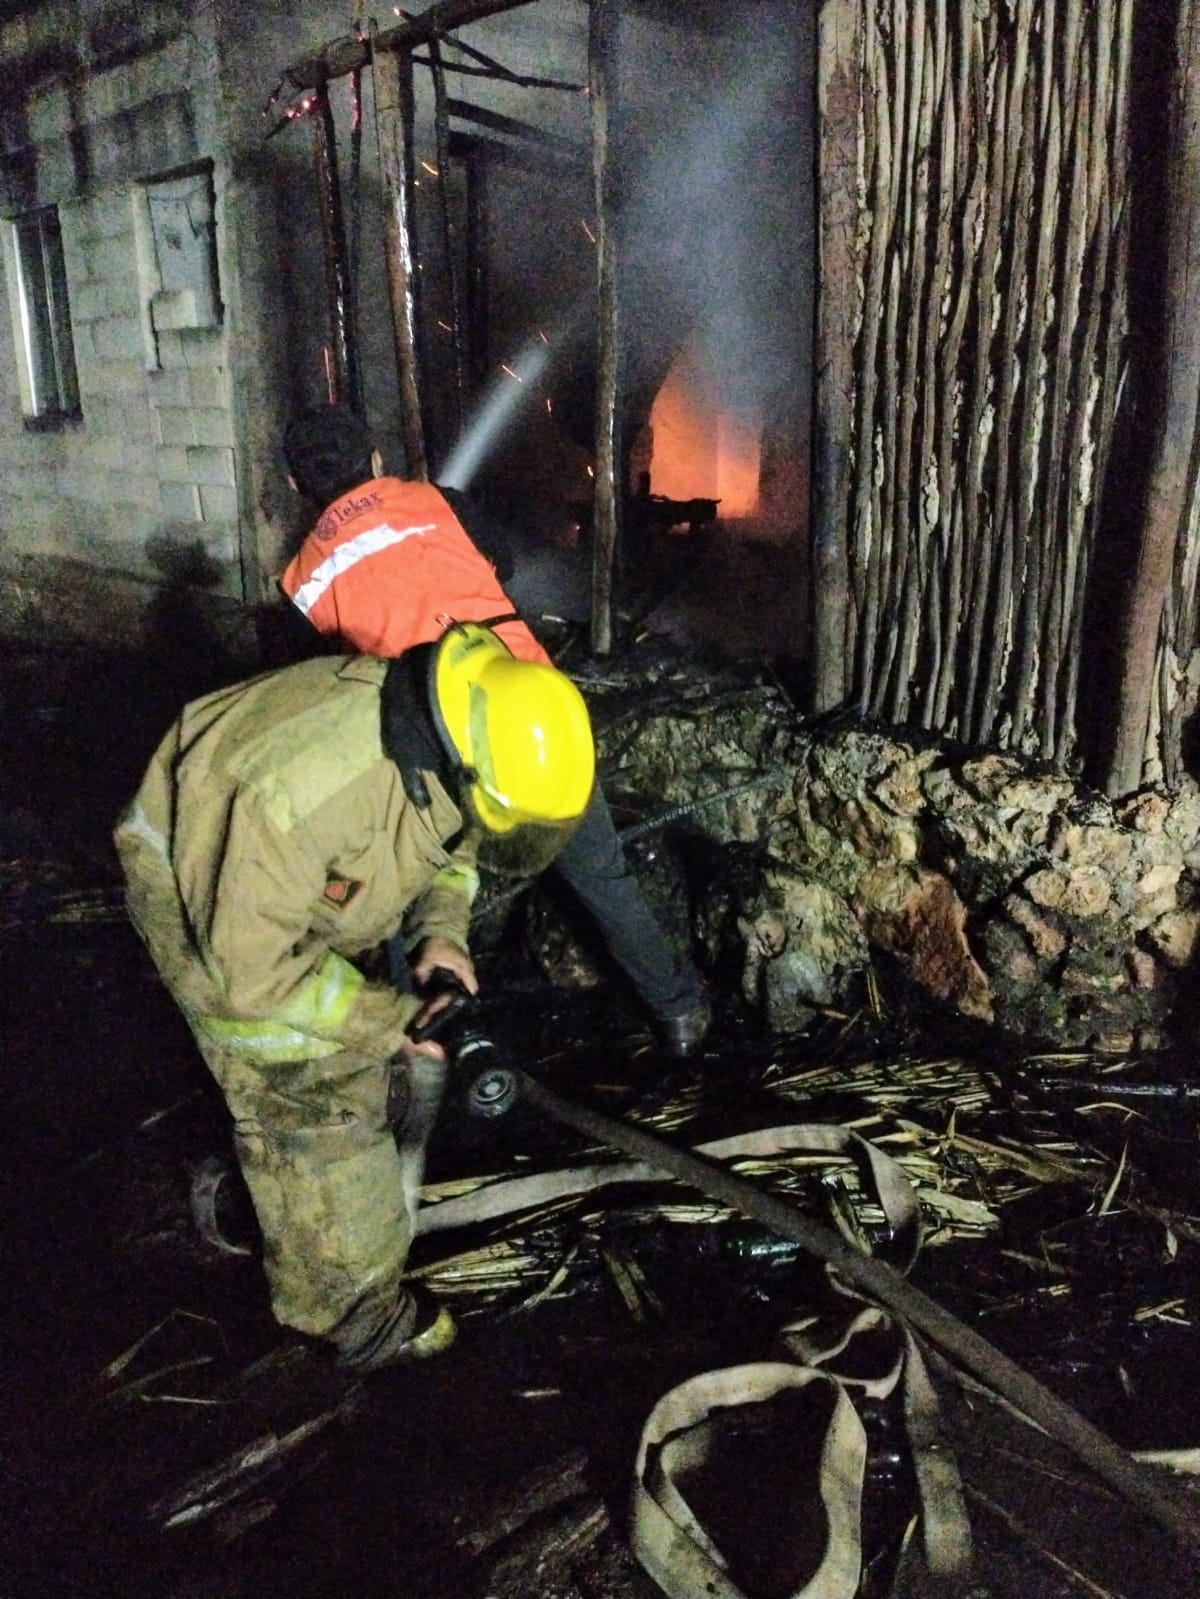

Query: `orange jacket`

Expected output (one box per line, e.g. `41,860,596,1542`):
280,477,551,666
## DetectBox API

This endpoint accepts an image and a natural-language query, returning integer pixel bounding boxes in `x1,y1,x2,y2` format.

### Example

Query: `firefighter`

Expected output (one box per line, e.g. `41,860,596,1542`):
114,624,594,1373
278,403,711,1059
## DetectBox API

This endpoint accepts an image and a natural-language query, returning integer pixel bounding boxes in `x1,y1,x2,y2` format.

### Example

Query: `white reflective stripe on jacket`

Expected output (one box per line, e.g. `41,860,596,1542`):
289,522,435,617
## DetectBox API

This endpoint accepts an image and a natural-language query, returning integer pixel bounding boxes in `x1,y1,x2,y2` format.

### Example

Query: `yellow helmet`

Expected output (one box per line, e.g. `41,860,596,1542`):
429,623,595,875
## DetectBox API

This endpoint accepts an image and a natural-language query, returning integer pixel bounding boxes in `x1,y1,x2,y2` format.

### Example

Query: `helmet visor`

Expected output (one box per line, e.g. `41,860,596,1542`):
463,785,585,878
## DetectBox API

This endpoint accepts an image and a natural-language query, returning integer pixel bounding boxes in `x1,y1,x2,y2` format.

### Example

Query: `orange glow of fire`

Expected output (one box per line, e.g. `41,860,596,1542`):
646,346,760,519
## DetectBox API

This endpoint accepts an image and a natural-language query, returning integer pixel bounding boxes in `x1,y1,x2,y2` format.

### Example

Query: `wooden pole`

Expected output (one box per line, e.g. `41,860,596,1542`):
311,85,363,415
428,35,468,436
284,0,539,92
1107,1,1200,796
589,0,618,658
371,26,428,480
464,140,490,392
813,0,862,712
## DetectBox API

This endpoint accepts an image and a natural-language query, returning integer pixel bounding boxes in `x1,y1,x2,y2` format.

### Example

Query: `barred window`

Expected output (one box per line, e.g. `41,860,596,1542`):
4,206,80,424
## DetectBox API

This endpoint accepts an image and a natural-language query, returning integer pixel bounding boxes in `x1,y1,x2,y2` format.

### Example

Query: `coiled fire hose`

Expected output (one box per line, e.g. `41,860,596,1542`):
449,1066,1199,1563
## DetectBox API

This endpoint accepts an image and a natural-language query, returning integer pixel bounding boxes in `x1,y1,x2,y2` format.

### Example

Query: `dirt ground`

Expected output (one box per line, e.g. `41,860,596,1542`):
3,637,1199,1599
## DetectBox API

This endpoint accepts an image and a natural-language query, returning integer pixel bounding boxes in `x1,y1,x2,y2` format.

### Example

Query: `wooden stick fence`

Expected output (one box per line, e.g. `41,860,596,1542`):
816,0,1137,772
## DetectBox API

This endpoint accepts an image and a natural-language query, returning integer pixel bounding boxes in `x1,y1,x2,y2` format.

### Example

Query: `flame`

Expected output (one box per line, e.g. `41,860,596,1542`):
646,344,760,518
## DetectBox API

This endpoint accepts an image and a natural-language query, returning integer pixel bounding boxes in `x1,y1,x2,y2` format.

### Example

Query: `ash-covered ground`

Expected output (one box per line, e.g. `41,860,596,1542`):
3,628,1198,1599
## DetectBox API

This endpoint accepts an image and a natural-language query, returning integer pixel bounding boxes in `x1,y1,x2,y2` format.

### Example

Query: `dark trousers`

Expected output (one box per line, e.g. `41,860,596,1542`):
548,784,702,1019
388,785,701,1018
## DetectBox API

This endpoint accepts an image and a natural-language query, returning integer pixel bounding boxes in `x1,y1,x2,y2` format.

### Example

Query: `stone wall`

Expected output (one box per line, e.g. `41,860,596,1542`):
593,675,1199,1049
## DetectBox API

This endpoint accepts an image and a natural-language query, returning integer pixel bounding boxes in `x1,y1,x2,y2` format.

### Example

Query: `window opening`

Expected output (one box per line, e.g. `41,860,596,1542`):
5,206,80,423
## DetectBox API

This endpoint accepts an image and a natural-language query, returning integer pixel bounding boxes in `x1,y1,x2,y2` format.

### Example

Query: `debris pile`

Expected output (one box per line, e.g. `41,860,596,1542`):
562,643,1200,1049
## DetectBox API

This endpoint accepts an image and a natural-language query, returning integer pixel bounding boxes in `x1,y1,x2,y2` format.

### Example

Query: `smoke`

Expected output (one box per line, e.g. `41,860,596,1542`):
618,1,808,426
433,3,808,494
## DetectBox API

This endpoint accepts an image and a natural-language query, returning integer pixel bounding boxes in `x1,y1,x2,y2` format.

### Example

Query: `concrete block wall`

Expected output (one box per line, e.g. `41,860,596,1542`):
0,2,242,641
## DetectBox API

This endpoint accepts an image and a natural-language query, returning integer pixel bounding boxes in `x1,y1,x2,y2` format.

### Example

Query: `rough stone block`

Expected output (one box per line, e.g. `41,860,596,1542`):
84,234,138,284
92,315,145,363
155,445,191,483
155,407,196,447
855,863,993,1022
84,66,126,125
27,85,68,144
151,290,210,333
1147,908,1200,968
69,323,99,366
154,330,188,369
78,357,145,398
182,330,226,370
131,39,195,107
85,394,153,438
90,433,150,472
147,370,191,408
188,369,230,410
104,471,159,511
70,281,111,325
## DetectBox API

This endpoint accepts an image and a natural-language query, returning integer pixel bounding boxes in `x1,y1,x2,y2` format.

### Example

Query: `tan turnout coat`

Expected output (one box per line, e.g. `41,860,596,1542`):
114,654,477,1340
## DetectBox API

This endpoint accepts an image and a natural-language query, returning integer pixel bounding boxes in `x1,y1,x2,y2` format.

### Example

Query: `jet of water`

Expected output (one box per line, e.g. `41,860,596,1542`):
436,334,554,490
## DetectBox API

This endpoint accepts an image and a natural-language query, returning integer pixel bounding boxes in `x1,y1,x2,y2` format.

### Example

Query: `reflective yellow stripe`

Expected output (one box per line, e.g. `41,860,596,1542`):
434,862,480,906
276,951,365,1033
193,1016,343,1062
192,953,365,1062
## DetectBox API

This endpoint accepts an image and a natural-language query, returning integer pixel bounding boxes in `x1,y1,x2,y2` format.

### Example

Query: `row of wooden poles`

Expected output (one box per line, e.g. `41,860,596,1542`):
281,0,623,654
284,0,1199,788
815,0,1200,791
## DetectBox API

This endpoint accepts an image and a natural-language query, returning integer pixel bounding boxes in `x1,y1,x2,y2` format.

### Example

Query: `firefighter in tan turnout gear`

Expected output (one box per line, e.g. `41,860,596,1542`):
115,624,595,1372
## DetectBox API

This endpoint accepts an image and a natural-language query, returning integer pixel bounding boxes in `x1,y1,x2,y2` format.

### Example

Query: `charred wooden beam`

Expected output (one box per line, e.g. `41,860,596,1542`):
463,138,491,392
310,86,363,415
443,96,587,162
1107,1,1200,796
589,0,618,657
429,38,467,434
812,0,861,712
283,0,539,91
372,27,428,479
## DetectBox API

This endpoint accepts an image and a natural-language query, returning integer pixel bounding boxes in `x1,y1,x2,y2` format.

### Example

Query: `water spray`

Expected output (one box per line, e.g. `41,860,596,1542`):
436,336,551,490
436,306,588,490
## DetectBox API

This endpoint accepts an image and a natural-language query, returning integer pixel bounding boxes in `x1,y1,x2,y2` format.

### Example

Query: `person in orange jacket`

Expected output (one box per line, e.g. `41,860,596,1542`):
279,404,710,1058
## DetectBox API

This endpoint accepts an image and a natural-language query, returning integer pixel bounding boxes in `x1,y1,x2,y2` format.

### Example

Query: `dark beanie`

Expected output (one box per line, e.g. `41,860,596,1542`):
283,404,376,506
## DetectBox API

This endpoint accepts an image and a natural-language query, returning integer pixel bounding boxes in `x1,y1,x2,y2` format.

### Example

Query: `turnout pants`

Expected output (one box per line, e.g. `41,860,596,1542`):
197,1035,412,1349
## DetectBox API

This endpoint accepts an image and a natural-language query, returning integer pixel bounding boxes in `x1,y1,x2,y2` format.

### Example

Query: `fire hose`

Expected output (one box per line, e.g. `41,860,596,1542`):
417,992,1200,1563
189,985,1198,1563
